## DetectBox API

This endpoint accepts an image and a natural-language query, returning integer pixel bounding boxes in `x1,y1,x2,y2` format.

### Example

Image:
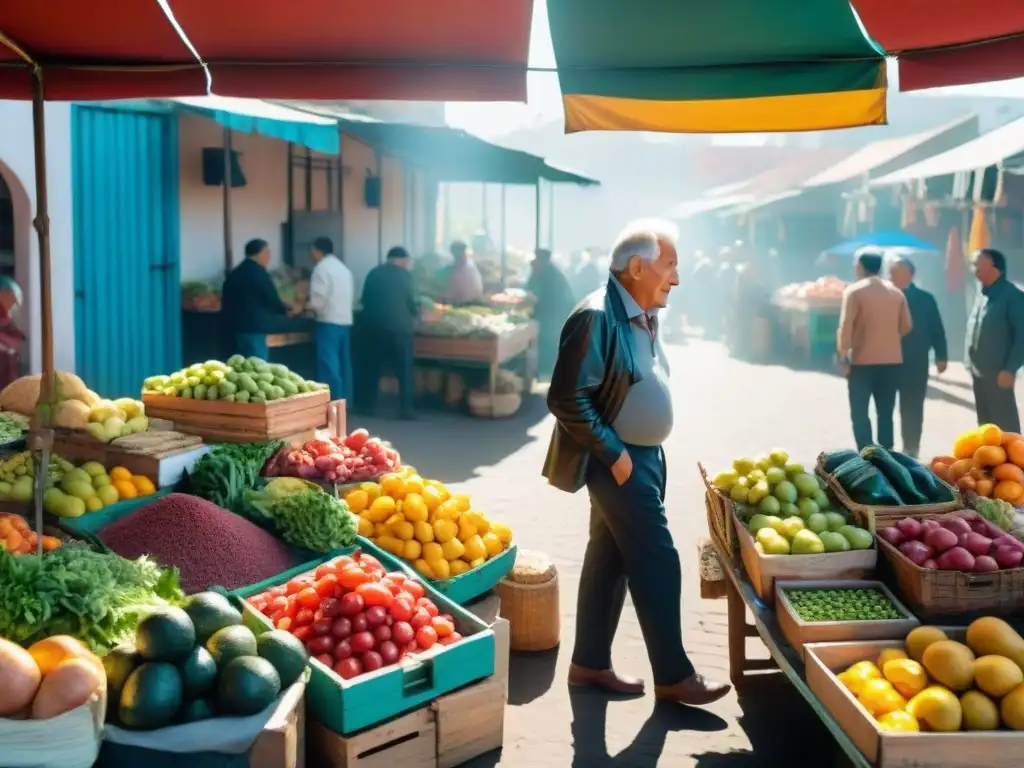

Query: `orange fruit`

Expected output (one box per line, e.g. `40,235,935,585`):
131,475,155,496
113,481,138,500
28,636,93,676
110,466,132,483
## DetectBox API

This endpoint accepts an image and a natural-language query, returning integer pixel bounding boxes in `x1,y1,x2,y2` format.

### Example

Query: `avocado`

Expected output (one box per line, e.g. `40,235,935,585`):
257,630,309,689
206,624,257,667
177,697,216,723
178,645,218,699
136,607,196,663
185,591,243,644
119,662,183,730
216,657,281,716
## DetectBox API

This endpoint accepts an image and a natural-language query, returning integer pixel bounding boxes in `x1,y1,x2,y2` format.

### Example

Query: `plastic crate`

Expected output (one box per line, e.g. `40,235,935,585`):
237,549,496,735
429,544,517,605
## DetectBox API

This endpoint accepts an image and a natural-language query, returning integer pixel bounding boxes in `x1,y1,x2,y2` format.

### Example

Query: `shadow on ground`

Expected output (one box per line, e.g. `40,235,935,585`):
351,393,551,483
693,675,852,768
507,647,560,706
569,688,728,767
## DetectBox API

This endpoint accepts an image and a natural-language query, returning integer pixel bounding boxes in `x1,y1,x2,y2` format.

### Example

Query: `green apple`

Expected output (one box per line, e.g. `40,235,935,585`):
797,498,820,518
806,512,829,534
779,502,800,518
819,531,851,553
758,496,781,516
839,525,874,550
791,529,825,555
824,511,848,532
765,466,787,486
784,462,805,478
730,478,750,504
792,473,820,499
769,448,789,467
813,490,831,510
747,513,772,533
774,480,798,504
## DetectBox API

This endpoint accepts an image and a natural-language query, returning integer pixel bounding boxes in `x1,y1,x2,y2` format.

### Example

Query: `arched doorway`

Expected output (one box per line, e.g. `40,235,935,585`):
0,173,15,278
0,160,33,374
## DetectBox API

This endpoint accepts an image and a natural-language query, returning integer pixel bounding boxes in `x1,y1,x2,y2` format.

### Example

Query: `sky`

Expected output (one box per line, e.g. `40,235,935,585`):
444,0,1024,140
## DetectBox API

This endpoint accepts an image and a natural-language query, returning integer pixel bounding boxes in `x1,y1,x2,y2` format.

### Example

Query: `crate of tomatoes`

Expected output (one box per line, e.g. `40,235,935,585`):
236,546,495,735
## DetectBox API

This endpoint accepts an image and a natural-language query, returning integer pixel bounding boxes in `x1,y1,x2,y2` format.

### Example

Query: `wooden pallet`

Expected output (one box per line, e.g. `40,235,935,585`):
142,390,329,443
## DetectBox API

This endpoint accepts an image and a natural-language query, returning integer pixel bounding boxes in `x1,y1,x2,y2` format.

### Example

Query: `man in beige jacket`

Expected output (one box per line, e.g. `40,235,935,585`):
837,250,913,450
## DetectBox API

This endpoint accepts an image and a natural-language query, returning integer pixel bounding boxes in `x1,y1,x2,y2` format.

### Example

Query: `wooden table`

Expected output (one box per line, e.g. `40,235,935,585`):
414,322,538,416
711,539,871,768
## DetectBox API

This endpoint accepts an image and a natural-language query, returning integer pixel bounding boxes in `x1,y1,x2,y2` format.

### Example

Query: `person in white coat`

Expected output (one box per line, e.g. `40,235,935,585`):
308,236,354,402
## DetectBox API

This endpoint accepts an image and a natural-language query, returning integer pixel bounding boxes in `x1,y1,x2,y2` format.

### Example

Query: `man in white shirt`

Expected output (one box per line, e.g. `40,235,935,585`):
308,236,354,402
443,241,485,305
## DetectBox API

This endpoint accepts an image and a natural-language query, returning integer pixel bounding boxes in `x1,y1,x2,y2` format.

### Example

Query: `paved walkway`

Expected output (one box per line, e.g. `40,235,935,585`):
360,340,988,767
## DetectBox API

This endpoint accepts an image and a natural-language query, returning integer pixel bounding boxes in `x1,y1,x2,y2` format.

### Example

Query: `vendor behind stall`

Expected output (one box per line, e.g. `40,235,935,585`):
443,240,485,305
0,276,24,389
221,238,292,359
308,236,354,403
527,248,575,378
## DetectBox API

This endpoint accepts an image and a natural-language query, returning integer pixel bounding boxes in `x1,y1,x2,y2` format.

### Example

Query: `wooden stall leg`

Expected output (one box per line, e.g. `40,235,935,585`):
725,576,748,687
489,363,498,417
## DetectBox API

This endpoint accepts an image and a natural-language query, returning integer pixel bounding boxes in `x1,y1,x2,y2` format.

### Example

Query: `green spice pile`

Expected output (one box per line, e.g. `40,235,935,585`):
785,588,902,622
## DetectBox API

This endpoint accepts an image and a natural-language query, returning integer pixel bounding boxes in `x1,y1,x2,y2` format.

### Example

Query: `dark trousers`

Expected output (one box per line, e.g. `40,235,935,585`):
973,375,1021,433
315,322,353,403
363,330,414,414
573,444,695,686
899,364,929,457
848,364,900,451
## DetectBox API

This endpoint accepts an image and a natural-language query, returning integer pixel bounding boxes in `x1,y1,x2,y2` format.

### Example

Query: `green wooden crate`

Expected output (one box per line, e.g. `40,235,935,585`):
429,544,517,604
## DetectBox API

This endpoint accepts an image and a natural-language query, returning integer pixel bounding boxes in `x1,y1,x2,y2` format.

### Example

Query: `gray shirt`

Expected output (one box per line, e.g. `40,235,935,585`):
609,278,674,446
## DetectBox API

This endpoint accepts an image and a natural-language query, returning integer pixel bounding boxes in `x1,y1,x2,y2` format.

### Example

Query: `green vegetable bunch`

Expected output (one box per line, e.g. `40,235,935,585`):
267,490,357,553
0,412,28,443
975,497,1016,532
0,545,185,652
185,440,283,512
786,588,901,623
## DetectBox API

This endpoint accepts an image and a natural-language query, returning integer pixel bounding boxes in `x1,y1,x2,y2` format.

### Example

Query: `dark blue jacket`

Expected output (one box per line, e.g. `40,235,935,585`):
966,277,1024,377
221,258,288,335
901,283,947,370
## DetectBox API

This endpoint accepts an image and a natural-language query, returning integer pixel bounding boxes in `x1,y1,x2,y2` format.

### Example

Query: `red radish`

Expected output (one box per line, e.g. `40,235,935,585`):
994,546,1024,569
936,547,975,571
962,532,993,557
333,639,352,660
316,653,333,667
924,527,958,553
974,555,999,572
878,527,905,546
899,540,934,566
896,518,923,539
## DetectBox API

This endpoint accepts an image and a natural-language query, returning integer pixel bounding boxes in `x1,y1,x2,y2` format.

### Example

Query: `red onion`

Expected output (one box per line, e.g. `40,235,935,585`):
899,540,934,566
924,527,959,553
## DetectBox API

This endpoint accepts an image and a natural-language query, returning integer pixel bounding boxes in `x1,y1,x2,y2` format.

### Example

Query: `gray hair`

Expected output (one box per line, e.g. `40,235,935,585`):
891,256,916,277
609,218,679,273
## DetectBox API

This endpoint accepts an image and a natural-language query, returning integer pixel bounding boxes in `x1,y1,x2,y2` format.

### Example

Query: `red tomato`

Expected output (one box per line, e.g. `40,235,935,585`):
430,616,454,638
292,625,315,643
350,631,376,654
286,578,309,596
312,617,333,636
316,653,333,667
338,592,365,617
362,651,384,672
338,567,371,590
404,641,419,656
297,587,321,610
315,563,337,580
269,585,287,599
380,578,403,597
307,635,337,656
276,616,293,631
439,631,463,647
332,555,355,571
333,639,353,660
357,583,395,608
417,598,439,618
373,625,392,644
365,606,389,628
294,609,315,626
389,597,414,623
378,640,400,665
315,574,340,598
284,597,300,619
267,596,288,613
350,612,369,633
268,611,284,625
320,597,341,618
247,596,266,610
415,626,438,650
410,609,432,630
334,657,363,680
330,617,353,639
359,553,383,570
404,581,425,600
391,621,415,646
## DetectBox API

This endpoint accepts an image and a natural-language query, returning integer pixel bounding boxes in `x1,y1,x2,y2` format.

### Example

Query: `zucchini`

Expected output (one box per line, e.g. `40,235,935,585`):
861,446,927,504
888,451,956,503
833,456,904,506
822,449,860,474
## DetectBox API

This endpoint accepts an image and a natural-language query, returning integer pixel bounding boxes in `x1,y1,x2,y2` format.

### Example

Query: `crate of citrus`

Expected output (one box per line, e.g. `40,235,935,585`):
343,467,516,604
40,462,163,537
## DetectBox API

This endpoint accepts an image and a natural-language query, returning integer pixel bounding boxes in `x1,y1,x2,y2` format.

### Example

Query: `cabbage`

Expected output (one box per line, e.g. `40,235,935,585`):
975,497,1016,531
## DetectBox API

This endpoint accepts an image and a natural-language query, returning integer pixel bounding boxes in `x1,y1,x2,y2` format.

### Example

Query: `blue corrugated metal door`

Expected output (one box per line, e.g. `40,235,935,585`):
72,106,181,398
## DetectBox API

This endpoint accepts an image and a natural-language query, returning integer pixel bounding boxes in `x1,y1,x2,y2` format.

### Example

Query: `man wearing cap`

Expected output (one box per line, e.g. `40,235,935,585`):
889,257,947,458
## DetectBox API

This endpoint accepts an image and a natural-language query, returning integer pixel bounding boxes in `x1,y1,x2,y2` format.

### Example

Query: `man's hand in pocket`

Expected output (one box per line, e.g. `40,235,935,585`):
611,449,633,486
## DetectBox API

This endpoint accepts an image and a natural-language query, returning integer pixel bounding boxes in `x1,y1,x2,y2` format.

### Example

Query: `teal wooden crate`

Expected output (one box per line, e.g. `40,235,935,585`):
429,544,517,604
238,549,495,735
55,487,174,537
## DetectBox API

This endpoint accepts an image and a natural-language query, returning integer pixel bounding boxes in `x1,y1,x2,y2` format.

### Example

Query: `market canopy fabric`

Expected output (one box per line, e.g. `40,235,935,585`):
546,0,887,134
170,97,340,155
871,116,1024,186
0,0,532,101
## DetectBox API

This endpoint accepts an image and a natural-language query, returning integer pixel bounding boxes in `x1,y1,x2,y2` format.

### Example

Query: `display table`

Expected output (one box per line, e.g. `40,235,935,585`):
711,539,871,768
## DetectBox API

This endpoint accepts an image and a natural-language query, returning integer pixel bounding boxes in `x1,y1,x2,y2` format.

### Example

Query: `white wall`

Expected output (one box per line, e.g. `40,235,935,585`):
0,101,74,374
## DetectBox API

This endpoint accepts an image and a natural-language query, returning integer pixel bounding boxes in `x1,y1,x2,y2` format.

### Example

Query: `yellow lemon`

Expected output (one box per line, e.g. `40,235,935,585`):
376,536,405,557
85,495,104,513
425,479,450,501
421,485,445,512
392,520,415,541
450,493,471,513
378,473,406,499
373,523,390,538
385,512,405,527
463,510,490,534
344,489,369,514
457,516,478,542
422,542,445,565
463,534,487,561
366,496,396,523
433,519,458,544
433,500,461,522
402,493,429,522
490,522,513,546
469,557,486,568
357,516,374,537
441,538,466,561
403,540,422,561
838,661,882,695
482,532,503,558
401,465,417,478
449,559,470,576
432,559,451,580
413,559,435,579
413,520,435,543
359,482,381,502
883,659,929,699
877,710,919,732
402,474,425,496
877,648,908,669
858,678,906,718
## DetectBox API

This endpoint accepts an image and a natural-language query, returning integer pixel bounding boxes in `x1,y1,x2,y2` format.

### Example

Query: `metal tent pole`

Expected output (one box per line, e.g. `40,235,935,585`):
534,181,541,252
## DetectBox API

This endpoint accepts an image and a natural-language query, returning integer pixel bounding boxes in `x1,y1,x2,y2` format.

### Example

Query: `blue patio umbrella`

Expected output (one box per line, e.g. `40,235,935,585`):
823,231,938,259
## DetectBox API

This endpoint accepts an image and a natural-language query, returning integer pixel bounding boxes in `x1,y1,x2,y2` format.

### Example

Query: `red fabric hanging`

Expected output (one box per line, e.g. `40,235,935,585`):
945,226,965,292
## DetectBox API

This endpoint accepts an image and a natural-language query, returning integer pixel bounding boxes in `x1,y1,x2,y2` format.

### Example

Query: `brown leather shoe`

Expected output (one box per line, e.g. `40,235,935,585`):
568,664,645,696
654,674,731,706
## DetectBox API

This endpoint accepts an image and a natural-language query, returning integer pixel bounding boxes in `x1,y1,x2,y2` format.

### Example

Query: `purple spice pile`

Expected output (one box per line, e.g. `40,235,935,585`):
99,492,301,593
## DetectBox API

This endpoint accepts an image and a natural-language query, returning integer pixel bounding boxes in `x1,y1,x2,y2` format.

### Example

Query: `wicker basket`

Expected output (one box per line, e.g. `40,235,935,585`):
698,462,738,553
496,549,560,652
0,690,105,768
875,513,1024,618
815,452,962,530
468,391,521,418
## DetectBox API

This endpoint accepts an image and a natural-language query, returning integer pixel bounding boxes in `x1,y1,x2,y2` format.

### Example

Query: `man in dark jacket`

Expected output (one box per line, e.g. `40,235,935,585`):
544,218,728,708
220,238,291,359
966,248,1024,432
890,257,948,458
526,248,575,379
359,246,419,419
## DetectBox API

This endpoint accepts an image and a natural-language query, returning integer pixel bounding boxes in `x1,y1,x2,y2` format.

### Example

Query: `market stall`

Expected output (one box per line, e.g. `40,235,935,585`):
771,277,847,363
701,426,1024,768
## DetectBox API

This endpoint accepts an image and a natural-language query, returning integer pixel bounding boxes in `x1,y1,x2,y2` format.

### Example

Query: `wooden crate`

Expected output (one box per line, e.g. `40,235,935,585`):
249,677,306,768
774,580,919,661
141,390,329,443
733,512,876,604
698,462,737,553
414,323,537,365
805,637,1024,768
434,677,505,768
307,708,436,768
52,430,109,464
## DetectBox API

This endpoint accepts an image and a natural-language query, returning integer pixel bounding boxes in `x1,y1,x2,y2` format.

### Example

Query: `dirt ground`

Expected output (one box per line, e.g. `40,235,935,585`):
360,338,987,767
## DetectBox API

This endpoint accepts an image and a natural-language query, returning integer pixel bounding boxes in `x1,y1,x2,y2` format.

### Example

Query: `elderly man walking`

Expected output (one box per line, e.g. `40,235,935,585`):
543,219,730,706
